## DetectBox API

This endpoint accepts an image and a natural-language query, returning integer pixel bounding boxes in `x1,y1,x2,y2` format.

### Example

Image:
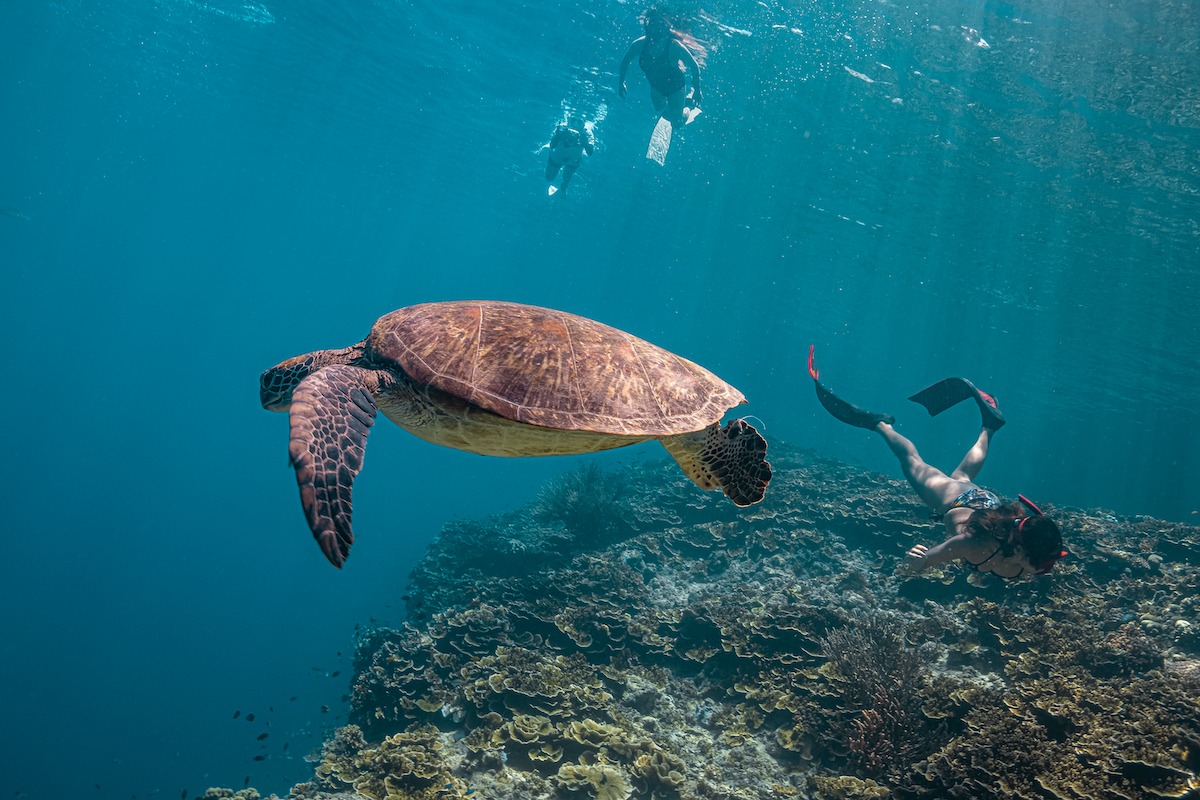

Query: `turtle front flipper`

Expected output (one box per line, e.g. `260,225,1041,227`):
662,420,772,507
287,365,388,568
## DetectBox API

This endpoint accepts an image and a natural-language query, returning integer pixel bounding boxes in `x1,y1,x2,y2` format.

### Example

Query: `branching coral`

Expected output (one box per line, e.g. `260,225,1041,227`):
816,615,945,779
534,463,632,542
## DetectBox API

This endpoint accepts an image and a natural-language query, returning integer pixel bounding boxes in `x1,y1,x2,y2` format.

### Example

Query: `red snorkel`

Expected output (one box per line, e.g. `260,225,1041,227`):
1017,494,1044,516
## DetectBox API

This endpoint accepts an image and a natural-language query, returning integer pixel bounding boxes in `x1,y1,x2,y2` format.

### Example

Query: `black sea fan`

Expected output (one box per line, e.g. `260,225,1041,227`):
818,614,942,780
532,462,631,543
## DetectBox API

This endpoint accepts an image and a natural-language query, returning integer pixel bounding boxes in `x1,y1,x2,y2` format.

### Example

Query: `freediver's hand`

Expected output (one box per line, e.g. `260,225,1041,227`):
894,544,930,576
692,89,703,107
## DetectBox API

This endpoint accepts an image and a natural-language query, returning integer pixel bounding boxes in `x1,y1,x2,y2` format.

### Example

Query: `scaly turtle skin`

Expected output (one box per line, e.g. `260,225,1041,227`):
260,300,771,567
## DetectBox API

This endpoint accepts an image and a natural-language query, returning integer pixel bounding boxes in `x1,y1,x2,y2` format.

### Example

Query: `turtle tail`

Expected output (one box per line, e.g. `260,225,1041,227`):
662,419,772,506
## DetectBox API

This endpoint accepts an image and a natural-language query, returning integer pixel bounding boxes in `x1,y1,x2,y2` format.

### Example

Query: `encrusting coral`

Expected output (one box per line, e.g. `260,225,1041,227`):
212,444,1200,800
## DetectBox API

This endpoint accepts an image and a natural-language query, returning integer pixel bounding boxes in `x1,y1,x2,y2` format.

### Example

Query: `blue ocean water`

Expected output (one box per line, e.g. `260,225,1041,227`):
1,0,1196,796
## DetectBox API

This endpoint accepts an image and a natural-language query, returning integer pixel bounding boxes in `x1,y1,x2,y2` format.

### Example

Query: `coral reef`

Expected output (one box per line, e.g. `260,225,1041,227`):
232,444,1200,799
533,462,632,542
812,615,945,780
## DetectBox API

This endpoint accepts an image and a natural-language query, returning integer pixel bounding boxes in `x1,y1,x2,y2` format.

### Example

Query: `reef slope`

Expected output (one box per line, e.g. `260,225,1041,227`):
242,445,1200,800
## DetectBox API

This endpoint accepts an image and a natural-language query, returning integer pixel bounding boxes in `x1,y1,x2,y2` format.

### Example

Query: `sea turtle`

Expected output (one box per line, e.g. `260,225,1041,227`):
260,300,772,568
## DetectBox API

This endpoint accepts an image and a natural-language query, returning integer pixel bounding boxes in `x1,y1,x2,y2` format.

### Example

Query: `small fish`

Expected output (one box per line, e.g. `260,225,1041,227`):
268,706,274,712
181,791,187,800
289,696,298,702
95,786,101,791
331,671,340,677
321,704,330,713
466,790,475,796
245,713,256,722
0,207,32,221
233,710,241,719
253,755,266,762
257,733,269,741
243,777,249,787
340,694,350,702
283,742,289,752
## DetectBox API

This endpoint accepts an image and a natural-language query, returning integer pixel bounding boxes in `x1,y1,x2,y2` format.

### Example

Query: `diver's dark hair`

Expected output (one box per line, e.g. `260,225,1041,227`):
638,8,709,66
967,501,1063,567
1017,515,1064,569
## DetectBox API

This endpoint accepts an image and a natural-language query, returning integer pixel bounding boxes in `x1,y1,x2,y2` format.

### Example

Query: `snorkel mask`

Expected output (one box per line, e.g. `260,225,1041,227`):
1013,494,1069,574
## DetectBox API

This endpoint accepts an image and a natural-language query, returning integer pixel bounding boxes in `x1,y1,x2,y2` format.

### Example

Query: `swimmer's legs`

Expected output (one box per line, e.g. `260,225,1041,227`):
876,422,962,511
949,428,993,483
650,88,668,115
665,89,686,126
649,88,686,126
559,163,579,193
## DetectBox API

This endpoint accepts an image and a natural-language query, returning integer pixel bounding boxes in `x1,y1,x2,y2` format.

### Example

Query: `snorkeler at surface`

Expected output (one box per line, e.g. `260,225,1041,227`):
808,346,1068,580
545,118,595,196
617,11,704,127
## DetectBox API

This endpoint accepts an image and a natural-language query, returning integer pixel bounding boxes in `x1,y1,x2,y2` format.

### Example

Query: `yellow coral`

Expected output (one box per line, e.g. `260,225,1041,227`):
554,760,633,800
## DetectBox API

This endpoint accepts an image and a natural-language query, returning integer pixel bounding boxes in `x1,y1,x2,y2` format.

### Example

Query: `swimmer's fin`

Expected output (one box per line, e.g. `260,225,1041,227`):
646,117,672,165
684,106,702,125
909,377,1006,431
547,184,559,196
808,345,894,429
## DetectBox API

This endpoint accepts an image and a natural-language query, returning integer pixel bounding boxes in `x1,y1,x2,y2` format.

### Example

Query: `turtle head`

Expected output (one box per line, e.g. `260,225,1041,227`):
260,354,319,411
260,346,361,411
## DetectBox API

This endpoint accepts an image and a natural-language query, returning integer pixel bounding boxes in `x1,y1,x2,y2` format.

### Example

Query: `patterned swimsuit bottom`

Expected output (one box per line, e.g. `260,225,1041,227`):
931,487,1001,522
948,487,1001,512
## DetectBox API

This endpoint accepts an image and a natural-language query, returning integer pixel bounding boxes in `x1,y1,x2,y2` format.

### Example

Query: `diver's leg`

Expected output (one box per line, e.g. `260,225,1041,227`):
877,422,961,510
545,159,561,181
665,89,686,125
560,163,578,193
949,428,992,482
650,88,668,115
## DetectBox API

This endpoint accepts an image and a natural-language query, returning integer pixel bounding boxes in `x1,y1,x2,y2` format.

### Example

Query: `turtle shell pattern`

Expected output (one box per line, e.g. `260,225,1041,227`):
366,300,745,437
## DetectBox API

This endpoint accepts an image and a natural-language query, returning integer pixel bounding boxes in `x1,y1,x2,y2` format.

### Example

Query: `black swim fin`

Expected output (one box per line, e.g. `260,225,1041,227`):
808,346,894,430
908,377,1006,431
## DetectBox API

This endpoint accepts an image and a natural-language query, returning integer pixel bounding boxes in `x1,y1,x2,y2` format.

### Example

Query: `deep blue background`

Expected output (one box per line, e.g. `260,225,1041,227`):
2,0,1197,796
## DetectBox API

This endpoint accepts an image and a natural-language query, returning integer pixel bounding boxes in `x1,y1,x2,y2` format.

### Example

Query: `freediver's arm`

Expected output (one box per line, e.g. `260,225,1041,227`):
677,42,702,104
903,533,971,572
617,37,645,97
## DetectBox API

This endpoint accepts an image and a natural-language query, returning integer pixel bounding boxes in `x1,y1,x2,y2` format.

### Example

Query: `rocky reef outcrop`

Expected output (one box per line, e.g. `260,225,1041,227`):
233,445,1200,799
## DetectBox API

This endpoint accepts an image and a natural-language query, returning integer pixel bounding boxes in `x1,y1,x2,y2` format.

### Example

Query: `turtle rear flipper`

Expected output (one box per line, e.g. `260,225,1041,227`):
288,365,388,568
663,419,771,507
